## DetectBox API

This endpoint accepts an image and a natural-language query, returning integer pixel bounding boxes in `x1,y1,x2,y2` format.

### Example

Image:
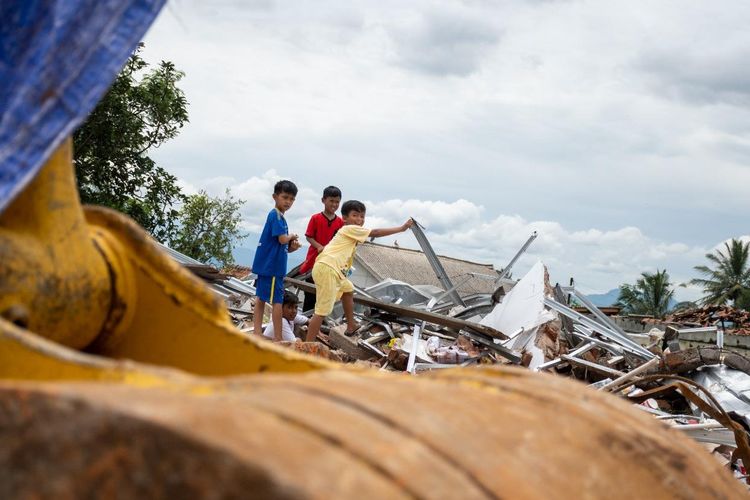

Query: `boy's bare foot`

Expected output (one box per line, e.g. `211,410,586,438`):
344,323,361,337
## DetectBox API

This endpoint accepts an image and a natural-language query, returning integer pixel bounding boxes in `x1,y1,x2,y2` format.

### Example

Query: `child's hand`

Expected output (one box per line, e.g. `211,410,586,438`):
402,218,415,231
289,233,299,241
289,239,302,252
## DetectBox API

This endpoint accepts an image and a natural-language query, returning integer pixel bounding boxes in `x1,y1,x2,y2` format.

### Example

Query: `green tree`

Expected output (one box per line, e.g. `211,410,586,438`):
616,269,674,318
690,238,750,308
73,44,189,242
170,190,247,268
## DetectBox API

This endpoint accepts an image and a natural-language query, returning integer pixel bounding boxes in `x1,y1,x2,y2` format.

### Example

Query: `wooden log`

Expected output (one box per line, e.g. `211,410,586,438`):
663,347,750,376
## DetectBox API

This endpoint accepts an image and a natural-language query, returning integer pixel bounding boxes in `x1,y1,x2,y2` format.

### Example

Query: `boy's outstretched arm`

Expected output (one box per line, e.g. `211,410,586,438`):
369,218,414,238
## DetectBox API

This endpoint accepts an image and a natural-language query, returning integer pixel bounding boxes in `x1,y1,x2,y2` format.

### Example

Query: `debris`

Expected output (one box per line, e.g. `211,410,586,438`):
328,324,375,361
432,345,471,364
175,225,750,490
667,305,750,333
664,347,750,376
600,357,660,392
352,241,501,297
278,340,347,362
285,276,520,362
561,355,626,379
183,264,230,282
386,348,410,371
496,231,538,281
691,365,750,427
480,261,559,369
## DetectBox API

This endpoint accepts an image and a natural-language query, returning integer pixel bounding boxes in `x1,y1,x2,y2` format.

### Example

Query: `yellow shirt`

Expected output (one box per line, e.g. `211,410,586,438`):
315,225,371,278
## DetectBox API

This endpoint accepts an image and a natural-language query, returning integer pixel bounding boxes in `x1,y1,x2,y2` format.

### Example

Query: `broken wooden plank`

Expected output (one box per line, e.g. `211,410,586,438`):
600,357,660,392
285,277,510,340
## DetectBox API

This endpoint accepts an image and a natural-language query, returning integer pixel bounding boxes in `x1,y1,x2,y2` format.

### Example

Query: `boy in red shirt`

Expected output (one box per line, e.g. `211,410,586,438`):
299,186,344,311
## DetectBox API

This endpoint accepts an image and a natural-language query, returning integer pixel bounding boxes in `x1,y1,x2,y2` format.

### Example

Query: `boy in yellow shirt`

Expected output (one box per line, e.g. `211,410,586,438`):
305,200,413,342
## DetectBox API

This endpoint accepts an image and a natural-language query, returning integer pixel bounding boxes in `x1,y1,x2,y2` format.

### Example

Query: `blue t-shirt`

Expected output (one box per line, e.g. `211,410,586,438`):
252,208,289,277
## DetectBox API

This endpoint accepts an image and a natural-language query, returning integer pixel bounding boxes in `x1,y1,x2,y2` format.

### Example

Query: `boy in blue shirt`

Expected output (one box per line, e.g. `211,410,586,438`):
252,180,301,341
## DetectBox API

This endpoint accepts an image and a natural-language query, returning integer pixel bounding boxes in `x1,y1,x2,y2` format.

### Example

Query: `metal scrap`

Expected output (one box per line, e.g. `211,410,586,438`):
167,231,750,489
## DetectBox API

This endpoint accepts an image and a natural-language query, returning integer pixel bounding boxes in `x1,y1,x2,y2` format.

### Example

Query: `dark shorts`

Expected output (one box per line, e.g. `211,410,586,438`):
255,275,284,304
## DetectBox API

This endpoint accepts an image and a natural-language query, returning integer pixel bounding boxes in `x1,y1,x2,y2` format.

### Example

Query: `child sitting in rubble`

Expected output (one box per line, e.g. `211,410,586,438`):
305,200,413,342
263,291,308,342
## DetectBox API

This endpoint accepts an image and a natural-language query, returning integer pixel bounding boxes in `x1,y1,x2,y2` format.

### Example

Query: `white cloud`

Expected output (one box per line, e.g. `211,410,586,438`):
196,170,321,234
385,7,502,76
176,178,199,196
364,198,483,232
141,1,750,302
711,235,750,252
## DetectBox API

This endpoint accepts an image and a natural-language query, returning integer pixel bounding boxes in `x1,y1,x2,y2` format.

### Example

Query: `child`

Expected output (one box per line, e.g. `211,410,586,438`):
262,291,308,342
299,186,344,312
306,200,414,341
252,180,301,341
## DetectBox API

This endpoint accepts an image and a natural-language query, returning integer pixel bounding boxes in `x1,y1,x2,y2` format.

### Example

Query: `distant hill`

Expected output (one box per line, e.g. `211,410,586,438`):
585,289,621,307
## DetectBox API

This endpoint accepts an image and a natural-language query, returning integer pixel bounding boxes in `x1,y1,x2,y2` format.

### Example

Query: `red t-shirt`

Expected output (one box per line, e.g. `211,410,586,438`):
300,212,344,273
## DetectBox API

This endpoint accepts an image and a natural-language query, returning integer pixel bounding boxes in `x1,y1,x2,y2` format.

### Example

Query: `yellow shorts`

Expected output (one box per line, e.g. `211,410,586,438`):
312,263,353,316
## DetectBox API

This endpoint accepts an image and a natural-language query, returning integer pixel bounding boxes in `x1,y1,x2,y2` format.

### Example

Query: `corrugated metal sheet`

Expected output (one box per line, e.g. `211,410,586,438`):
158,243,205,266
159,243,256,299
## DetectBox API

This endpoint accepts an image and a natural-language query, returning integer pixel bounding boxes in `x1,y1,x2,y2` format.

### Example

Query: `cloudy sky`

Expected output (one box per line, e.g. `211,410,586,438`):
143,0,750,299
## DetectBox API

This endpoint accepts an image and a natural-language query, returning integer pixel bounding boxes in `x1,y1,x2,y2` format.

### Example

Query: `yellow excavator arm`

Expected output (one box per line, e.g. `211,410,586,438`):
0,139,329,381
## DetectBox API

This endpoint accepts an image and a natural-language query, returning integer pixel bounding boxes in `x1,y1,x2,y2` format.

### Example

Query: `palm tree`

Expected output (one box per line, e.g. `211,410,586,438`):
616,269,675,318
690,238,750,308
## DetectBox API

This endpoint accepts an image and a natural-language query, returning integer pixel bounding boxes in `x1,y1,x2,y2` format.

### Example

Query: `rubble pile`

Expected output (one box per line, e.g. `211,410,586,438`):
167,234,750,488
287,261,750,486
666,305,750,334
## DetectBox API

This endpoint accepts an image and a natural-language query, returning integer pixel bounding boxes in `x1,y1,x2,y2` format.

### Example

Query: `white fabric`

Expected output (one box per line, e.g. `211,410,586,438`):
263,314,308,341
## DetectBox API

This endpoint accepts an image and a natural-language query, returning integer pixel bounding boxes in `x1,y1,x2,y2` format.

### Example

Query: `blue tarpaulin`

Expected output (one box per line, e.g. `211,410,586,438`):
0,0,165,213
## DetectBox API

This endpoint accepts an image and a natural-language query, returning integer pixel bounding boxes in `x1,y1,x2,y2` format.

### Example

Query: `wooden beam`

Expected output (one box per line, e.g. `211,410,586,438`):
285,276,510,341
664,347,750,376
